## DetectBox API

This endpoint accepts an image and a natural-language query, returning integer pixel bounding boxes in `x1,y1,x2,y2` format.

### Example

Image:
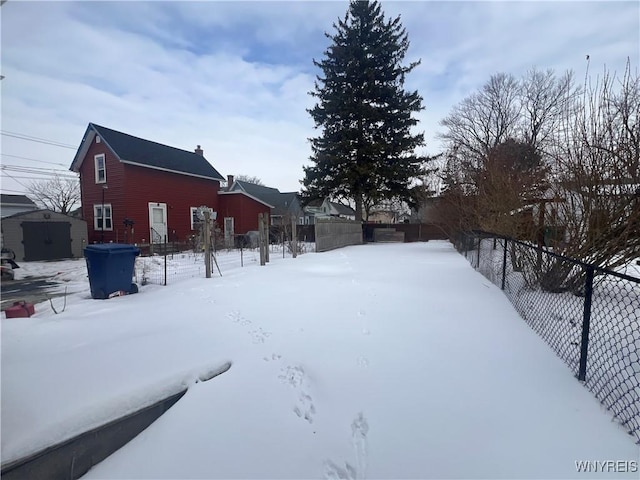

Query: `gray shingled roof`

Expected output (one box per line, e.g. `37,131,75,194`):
234,181,300,217
0,194,37,206
330,201,356,216
71,123,224,181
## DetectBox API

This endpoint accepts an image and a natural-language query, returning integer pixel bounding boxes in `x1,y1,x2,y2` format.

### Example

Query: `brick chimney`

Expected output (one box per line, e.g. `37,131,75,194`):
227,175,234,190
195,145,203,155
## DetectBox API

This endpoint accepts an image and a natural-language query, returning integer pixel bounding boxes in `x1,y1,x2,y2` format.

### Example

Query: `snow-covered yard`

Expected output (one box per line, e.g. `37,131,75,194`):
1,241,638,479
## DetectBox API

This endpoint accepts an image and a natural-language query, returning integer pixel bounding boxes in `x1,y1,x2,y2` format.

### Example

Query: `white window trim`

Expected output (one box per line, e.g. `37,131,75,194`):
94,203,113,231
190,207,199,230
94,153,106,184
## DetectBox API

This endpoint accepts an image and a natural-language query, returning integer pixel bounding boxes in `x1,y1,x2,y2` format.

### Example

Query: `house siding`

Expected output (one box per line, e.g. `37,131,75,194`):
78,139,220,244
79,138,126,244
218,194,270,235
122,164,219,244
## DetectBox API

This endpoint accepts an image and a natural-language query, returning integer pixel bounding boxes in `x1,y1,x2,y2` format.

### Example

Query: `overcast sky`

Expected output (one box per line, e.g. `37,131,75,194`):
1,0,638,196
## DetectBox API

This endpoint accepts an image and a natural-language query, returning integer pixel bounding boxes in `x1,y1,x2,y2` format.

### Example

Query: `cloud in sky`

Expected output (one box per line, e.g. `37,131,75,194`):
2,0,638,196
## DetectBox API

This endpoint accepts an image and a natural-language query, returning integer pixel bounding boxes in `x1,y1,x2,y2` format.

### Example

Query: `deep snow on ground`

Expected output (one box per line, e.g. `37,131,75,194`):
1,241,638,479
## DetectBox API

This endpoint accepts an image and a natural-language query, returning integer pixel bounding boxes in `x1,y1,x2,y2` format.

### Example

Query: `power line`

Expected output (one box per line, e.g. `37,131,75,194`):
1,130,77,147
1,174,76,182
0,153,69,167
1,164,77,176
2,171,30,190
1,131,77,149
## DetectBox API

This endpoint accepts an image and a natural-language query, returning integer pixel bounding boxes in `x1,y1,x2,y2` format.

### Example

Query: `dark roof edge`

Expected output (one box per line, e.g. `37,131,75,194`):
218,190,275,208
120,160,224,181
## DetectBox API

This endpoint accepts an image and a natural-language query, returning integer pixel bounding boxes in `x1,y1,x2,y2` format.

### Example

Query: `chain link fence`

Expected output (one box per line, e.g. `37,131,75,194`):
455,231,640,443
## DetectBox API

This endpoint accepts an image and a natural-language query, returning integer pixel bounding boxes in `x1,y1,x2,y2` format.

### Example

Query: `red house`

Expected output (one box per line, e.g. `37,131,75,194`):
70,123,270,245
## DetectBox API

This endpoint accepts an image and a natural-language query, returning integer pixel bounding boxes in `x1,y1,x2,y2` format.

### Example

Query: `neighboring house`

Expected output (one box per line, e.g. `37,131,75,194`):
69,123,275,245
224,177,303,226
1,209,87,261
325,200,356,221
367,209,398,224
0,194,38,218
303,199,324,225
303,198,356,224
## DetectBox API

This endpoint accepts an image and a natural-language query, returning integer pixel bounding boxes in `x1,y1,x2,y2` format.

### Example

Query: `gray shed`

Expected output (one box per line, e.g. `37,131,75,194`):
1,210,88,261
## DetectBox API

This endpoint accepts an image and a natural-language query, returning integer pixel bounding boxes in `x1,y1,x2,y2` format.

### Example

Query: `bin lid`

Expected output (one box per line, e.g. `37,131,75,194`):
84,244,141,255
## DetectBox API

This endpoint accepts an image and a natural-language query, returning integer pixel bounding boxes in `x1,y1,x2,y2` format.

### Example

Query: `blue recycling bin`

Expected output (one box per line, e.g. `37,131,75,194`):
84,244,140,299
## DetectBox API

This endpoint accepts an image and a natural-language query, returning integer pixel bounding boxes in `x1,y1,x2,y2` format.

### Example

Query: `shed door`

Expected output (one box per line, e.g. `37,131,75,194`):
148,203,167,244
22,222,72,261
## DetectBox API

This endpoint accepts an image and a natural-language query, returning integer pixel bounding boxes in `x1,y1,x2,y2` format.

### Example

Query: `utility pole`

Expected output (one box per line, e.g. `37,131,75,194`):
101,185,108,243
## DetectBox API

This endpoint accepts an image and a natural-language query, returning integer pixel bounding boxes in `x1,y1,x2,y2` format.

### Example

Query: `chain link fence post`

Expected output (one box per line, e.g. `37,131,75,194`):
577,266,595,381
501,238,508,290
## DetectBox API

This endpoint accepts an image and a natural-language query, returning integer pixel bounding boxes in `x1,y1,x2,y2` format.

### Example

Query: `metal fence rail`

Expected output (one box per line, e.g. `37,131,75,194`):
134,248,260,286
455,231,640,443
133,240,315,286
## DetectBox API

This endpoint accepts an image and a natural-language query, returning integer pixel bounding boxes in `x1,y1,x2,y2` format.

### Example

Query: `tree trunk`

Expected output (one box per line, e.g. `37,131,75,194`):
354,194,364,222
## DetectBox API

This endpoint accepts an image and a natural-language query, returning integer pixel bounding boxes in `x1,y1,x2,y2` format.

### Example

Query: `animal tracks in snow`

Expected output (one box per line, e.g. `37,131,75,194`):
249,327,271,344
279,365,316,424
356,356,369,369
351,412,369,479
226,310,251,326
324,413,369,480
358,309,370,335
263,353,282,362
323,460,357,480
226,311,271,344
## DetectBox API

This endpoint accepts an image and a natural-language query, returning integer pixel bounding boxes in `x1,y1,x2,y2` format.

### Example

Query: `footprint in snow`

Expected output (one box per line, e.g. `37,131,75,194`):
226,311,243,323
351,413,369,480
263,353,282,362
279,365,316,424
356,356,369,368
250,327,271,344
323,459,357,480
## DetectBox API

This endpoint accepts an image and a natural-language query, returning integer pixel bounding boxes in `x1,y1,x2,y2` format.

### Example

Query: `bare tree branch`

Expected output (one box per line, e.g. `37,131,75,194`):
27,175,81,215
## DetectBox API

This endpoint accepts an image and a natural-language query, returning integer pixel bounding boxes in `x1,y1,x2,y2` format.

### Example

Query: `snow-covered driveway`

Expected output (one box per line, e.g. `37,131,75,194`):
2,242,638,478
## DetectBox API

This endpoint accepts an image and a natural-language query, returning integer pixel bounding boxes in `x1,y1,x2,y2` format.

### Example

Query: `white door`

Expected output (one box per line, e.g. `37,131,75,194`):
149,202,167,243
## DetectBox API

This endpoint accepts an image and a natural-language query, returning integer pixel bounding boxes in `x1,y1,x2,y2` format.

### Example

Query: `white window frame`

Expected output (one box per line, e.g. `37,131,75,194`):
94,204,113,231
190,207,200,230
94,154,106,184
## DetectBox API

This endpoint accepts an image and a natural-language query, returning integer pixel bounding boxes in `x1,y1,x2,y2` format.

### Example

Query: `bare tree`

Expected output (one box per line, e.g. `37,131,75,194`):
519,68,578,152
27,175,80,215
439,73,522,163
235,175,264,186
439,60,639,291
549,60,640,274
474,139,548,236
437,68,577,239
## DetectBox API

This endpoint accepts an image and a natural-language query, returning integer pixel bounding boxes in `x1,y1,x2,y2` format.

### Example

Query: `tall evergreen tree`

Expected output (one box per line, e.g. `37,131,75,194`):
302,0,426,221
